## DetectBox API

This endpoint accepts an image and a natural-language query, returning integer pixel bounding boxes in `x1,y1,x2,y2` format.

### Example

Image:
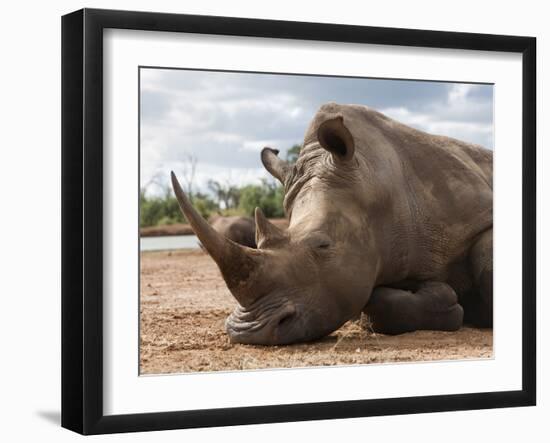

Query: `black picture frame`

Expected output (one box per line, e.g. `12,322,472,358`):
61,8,536,435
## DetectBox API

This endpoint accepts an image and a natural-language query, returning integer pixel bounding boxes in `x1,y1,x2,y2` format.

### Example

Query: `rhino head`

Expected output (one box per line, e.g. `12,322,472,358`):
172,111,379,345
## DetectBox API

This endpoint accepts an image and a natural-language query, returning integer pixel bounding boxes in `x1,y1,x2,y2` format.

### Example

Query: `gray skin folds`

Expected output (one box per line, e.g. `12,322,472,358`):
171,102,493,345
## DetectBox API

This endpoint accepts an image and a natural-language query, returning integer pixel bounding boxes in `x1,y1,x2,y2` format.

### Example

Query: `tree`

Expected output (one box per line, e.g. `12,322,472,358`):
208,179,241,210
286,144,301,163
238,179,284,218
141,170,168,196
139,189,187,227
193,192,219,219
179,153,198,201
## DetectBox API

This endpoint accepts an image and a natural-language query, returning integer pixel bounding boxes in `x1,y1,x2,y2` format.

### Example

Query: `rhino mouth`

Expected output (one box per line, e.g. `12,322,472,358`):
225,299,298,345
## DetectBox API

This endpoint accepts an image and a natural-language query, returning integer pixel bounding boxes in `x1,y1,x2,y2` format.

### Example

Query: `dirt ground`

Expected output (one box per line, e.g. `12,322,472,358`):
140,249,493,375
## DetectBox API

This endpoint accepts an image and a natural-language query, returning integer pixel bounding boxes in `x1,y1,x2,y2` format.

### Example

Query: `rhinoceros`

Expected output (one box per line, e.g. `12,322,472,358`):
209,215,257,248
171,102,493,345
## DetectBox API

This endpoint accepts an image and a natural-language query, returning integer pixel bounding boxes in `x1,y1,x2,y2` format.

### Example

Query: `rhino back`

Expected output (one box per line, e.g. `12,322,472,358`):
211,216,256,248
295,103,493,280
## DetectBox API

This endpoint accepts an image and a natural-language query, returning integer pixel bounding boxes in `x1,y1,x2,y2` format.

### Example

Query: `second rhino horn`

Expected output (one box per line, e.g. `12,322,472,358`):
171,171,265,307
254,207,287,249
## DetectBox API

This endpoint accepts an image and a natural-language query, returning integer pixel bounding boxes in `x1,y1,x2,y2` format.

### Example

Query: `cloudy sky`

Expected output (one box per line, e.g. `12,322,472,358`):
140,68,493,196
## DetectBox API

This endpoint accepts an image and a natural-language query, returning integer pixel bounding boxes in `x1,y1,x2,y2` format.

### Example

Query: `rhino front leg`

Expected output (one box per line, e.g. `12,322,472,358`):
364,282,464,335
463,228,493,327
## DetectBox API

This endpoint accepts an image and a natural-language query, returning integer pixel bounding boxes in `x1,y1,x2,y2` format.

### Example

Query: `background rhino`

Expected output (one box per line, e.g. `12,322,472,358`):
172,102,492,345
209,215,257,248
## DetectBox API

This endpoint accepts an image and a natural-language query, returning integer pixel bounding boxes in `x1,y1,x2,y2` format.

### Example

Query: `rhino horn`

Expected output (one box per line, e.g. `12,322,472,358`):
261,147,291,186
171,171,263,307
254,207,286,248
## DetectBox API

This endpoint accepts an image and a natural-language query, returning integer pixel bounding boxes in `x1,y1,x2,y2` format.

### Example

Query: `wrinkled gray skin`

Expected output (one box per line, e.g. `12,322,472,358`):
210,216,256,248
171,103,492,345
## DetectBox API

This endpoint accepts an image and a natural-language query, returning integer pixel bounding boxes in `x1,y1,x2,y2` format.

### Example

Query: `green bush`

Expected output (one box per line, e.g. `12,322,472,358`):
238,180,284,218
139,149,297,227
140,191,185,227
193,194,219,219
139,190,222,227
286,144,301,163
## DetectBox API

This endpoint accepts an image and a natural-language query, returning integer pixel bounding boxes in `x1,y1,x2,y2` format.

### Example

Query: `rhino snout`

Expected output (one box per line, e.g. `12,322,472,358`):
225,302,299,345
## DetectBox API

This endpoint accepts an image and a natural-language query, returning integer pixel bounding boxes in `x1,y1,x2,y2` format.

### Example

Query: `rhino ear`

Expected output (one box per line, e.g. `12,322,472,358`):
317,115,355,161
261,147,291,185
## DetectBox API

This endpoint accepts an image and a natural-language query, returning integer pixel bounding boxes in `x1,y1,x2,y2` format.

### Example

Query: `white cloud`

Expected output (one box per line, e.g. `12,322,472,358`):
448,84,475,103
140,69,494,195
380,84,494,149
240,139,297,152
381,105,493,148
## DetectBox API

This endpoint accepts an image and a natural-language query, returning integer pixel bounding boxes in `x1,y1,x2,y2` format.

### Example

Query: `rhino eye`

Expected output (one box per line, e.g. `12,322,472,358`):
312,238,331,250
303,234,331,250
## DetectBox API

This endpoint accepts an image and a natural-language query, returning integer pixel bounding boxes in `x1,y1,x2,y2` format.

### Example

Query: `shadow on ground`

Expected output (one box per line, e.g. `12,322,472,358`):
36,410,60,426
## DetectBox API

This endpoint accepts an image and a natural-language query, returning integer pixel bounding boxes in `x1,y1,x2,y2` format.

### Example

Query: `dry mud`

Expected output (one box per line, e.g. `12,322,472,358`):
140,249,493,375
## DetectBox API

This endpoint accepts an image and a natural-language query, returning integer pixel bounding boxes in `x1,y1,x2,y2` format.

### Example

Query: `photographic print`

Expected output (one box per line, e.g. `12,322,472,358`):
62,9,536,433
139,68,494,375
